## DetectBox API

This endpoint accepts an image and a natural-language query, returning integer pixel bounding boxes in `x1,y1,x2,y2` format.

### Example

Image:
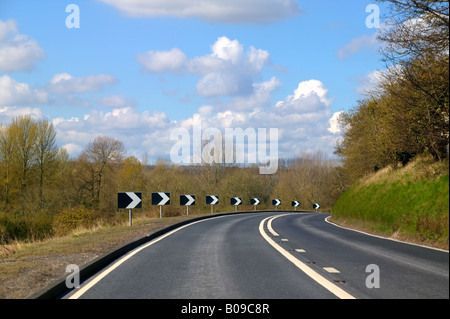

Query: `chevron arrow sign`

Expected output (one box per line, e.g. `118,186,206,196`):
292,200,300,207
206,195,219,205
251,198,260,205
118,192,142,209
231,197,242,205
272,199,281,206
152,192,170,205
180,194,195,206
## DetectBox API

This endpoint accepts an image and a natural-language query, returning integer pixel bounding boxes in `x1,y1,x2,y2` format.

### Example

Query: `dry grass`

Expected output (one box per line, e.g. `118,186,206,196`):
357,154,448,190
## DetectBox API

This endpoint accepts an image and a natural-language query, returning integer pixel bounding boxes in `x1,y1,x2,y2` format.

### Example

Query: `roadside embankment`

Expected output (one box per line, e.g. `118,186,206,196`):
331,156,449,250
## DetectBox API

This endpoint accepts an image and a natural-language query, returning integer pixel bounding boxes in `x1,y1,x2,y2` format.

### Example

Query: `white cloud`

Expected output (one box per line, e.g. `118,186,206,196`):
0,19,45,72
275,79,333,114
354,65,402,96
61,143,83,155
98,0,301,24
0,106,42,123
0,74,48,106
136,48,187,73
328,111,344,134
137,36,271,98
96,94,137,108
53,107,176,158
337,33,378,60
179,79,340,159
48,77,341,161
48,73,118,94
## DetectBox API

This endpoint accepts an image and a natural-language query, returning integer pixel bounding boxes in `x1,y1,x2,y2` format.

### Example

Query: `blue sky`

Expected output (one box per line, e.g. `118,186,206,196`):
0,0,387,163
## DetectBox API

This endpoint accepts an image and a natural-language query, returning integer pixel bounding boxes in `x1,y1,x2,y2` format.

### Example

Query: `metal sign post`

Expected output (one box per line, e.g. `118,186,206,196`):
129,209,132,226
231,197,242,212
272,199,281,210
152,192,170,218
180,195,195,215
251,198,260,211
206,195,219,214
118,192,142,226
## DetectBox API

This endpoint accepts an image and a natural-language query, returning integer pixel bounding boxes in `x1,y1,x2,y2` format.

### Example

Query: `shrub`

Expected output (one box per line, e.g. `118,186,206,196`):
53,206,98,236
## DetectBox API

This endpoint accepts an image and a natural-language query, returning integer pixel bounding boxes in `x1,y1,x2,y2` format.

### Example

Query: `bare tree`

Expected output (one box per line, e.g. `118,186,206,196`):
35,120,58,208
81,136,125,207
10,116,38,211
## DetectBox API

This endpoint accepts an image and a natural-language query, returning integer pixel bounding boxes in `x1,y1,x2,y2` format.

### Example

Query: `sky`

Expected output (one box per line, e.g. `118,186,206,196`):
0,0,388,164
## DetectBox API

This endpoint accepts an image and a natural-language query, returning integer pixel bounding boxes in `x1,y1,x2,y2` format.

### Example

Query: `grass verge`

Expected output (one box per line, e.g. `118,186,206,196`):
331,155,449,250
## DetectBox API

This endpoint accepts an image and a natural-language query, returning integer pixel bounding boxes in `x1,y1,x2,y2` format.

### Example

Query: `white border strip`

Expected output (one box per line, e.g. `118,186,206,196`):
325,216,449,253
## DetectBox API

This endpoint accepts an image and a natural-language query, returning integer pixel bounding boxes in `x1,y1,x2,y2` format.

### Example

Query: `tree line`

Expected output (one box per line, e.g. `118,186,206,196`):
335,0,449,184
0,116,343,244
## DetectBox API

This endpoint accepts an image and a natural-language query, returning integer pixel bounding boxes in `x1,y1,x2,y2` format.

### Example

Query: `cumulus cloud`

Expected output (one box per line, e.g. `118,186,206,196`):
49,77,341,161
98,0,301,24
0,19,45,72
53,107,175,158
96,94,137,108
48,72,118,94
136,48,187,73
0,74,48,106
275,80,333,114
178,79,340,158
328,111,344,134
137,36,271,98
0,106,42,123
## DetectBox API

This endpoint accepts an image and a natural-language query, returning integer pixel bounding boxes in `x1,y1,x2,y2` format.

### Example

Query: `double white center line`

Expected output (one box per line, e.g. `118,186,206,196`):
259,214,356,299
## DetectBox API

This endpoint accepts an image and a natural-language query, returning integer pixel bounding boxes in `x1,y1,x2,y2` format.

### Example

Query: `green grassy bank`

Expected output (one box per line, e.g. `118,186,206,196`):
331,156,449,250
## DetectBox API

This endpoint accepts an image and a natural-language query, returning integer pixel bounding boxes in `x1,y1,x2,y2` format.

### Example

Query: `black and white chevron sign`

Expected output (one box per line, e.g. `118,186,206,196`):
230,197,242,205
272,199,281,206
292,200,300,207
118,192,142,209
180,194,195,206
313,203,320,210
206,195,219,205
250,198,260,205
152,192,170,205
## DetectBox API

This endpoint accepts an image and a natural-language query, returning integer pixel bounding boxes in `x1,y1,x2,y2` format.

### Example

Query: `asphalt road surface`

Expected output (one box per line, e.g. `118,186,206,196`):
66,212,449,299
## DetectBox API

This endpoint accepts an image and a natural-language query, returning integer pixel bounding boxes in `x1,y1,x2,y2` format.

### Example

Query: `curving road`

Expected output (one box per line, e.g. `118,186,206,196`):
66,212,449,299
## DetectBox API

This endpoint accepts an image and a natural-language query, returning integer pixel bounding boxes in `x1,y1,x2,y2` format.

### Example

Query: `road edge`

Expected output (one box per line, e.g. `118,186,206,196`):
30,210,288,299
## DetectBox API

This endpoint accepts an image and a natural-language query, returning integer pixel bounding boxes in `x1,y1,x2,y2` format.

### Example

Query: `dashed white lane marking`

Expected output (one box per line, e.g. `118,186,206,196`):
295,249,306,253
259,215,355,299
281,238,289,242
323,267,340,273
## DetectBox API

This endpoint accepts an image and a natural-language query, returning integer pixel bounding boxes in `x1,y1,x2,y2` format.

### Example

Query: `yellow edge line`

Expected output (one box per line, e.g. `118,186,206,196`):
259,215,356,299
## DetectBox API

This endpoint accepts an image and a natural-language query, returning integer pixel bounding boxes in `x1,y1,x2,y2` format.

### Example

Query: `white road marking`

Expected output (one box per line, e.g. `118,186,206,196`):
267,215,279,236
295,249,306,253
323,267,340,273
259,215,356,299
325,216,449,253
69,215,229,299
281,238,289,242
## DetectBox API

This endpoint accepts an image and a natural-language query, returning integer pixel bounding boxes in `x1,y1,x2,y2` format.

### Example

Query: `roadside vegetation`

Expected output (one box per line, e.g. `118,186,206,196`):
0,116,342,247
332,0,449,249
331,155,449,249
